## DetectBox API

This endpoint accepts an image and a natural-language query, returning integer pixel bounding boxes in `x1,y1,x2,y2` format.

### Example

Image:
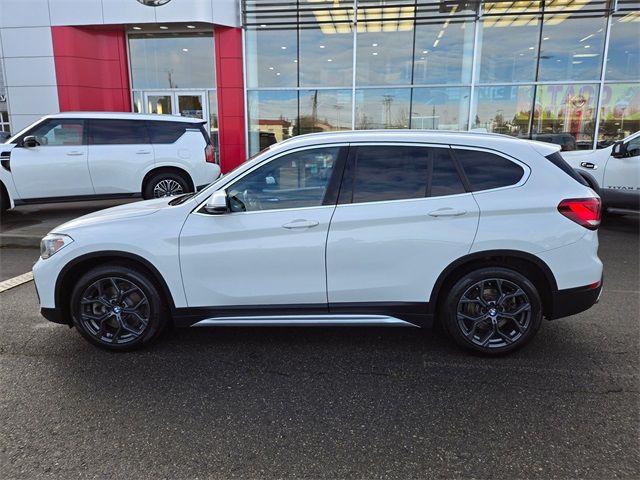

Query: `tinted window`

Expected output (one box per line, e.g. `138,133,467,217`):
228,147,339,212
454,149,524,191
147,121,189,144
352,146,428,203
89,119,148,145
29,119,84,146
431,149,466,197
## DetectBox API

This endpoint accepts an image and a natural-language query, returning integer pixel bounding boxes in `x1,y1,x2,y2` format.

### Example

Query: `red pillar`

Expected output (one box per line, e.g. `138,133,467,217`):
51,26,131,112
214,26,246,173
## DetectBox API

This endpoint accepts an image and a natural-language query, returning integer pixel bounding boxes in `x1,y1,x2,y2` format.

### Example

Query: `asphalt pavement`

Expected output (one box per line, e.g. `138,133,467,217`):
0,212,638,479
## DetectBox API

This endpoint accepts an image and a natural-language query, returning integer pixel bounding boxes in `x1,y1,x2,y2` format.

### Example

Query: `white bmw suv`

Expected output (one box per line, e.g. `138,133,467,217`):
0,112,220,211
32,131,603,355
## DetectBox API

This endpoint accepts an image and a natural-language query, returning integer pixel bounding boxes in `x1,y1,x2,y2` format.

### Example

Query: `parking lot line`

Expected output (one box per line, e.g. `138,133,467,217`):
0,272,34,293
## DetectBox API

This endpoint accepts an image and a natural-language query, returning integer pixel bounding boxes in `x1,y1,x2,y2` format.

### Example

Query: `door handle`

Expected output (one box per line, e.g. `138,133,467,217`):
580,161,597,169
428,208,467,217
282,219,319,229
136,150,151,155
66,151,84,156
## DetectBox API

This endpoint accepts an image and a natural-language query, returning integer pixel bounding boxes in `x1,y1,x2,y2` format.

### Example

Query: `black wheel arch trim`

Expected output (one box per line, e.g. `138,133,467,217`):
575,169,600,194
427,249,559,316
54,251,178,324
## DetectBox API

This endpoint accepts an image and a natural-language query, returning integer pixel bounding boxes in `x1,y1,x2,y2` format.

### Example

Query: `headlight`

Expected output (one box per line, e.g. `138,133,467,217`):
40,234,74,259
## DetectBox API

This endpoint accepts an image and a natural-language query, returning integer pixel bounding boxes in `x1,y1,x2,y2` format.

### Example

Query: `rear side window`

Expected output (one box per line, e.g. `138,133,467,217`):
454,149,524,191
546,151,588,186
147,121,190,144
352,146,429,203
431,149,466,197
89,119,149,145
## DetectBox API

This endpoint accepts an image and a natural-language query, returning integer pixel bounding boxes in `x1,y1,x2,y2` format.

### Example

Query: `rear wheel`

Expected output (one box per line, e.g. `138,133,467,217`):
70,264,168,350
143,172,191,199
441,267,543,355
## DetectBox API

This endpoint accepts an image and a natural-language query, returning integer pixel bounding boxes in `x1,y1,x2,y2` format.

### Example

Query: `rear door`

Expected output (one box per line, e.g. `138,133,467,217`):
87,119,153,194
10,118,93,199
326,144,479,317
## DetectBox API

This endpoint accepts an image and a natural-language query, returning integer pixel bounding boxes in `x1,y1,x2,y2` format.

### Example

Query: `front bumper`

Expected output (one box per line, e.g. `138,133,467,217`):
548,280,603,320
41,307,68,325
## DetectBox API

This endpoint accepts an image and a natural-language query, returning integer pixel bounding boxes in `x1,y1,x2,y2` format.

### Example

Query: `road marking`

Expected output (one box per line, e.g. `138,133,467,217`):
0,272,34,293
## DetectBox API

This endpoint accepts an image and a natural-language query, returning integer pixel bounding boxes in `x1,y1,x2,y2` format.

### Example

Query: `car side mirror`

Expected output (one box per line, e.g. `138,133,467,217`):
204,190,229,214
611,140,627,158
22,135,40,148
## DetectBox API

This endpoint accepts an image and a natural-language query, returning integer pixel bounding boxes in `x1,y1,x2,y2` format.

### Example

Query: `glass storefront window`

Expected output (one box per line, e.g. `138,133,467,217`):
532,83,599,150
605,15,640,81
476,15,540,83
413,21,474,85
247,90,298,154
129,33,215,89
538,16,606,82
299,27,353,88
245,28,297,88
411,87,471,131
299,90,352,134
354,88,411,129
598,83,640,146
472,85,534,136
356,23,414,86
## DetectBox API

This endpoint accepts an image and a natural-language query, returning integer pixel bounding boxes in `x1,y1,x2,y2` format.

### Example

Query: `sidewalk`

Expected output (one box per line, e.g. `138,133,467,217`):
0,199,136,248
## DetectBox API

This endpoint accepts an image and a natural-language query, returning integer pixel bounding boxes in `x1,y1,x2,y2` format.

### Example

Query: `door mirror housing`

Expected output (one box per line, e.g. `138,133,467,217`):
612,140,627,158
22,135,40,148
204,190,229,214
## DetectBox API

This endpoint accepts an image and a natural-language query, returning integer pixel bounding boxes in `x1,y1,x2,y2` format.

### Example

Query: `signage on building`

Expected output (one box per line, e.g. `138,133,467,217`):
0,95,6,103
136,0,172,6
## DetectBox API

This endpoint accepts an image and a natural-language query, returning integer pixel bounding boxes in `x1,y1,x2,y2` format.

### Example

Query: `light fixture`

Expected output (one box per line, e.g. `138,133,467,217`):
580,34,594,42
293,59,298,63
327,58,333,62
573,53,599,58
260,24,267,28
132,26,142,30
187,25,196,29
159,26,168,30
319,45,325,48
269,66,274,70
372,52,378,56
422,50,428,54
543,37,549,40
433,39,440,48
372,43,378,47
519,53,524,56
276,72,281,76
528,46,535,50
281,46,287,50
584,45,591,48
182,48,188,52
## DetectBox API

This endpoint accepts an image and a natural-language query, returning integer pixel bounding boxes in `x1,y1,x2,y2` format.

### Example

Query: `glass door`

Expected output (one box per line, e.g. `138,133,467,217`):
176,92,207,120
144,92,174,115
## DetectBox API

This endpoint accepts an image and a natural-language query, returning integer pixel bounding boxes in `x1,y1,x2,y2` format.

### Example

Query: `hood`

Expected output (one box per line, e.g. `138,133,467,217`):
51,197,177,233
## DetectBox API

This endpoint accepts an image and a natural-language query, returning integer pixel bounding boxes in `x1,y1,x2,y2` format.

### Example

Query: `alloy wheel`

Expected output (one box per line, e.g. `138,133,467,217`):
456,278,532,349
153,179,184,198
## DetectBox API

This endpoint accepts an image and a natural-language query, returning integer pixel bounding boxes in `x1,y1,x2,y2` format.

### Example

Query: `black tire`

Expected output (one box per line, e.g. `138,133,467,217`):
440,267,543,355
0,183,8,213
70,264,168,351
142,171,191,199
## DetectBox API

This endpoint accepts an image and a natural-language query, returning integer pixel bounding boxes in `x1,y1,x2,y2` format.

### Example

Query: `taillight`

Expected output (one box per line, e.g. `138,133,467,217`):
557,198,601,230
205,144,215,164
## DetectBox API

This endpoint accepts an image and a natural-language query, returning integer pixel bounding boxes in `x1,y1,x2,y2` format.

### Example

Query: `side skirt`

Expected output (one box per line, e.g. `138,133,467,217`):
191,314,420,328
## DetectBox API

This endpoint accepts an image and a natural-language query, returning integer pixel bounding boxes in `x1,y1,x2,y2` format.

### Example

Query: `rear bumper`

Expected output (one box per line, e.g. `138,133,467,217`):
548,280,602,320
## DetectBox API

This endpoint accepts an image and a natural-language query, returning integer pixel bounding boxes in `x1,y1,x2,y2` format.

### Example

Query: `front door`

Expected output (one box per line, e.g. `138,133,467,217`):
179,146,346,309
10,118,94,199
604,134,640,197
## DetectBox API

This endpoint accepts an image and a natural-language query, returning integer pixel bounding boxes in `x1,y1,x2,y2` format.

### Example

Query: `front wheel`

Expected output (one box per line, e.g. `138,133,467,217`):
70,264,169,350
143,172,191,199
441,267,543,355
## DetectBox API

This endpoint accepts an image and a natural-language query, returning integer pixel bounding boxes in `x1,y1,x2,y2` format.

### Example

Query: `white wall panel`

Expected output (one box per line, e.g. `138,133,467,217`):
211,0,240,27
6,86,59,116
3,57,57,87
7,113,44,133
102,0,157,25
49,0,104,26
0,27,54,58
155,0,213,24
0,0,51,28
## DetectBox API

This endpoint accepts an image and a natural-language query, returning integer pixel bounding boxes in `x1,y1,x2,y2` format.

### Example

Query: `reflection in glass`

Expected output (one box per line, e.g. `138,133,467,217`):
538,16,606,82
605,15,640,81
476,16,540,83
177,95,204,120
208,91,219,163
147,95,173,115
129,34,215,89
411,87,470,131
299,90,352,134
413,21,474,85
132,91,143,113
532,84,599,150
472,85,534,136
356,23,414,86
598,83,640,145
247,90,298,155
246,29,297,88
355,89,411,129
299,27,353,87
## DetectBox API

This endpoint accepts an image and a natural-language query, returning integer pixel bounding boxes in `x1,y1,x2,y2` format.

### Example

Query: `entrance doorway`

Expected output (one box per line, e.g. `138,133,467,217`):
143,91,207,122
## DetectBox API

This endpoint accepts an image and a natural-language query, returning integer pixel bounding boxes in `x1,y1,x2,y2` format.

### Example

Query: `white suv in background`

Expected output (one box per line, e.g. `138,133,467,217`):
0,112,220,211
562,131,640,213
32,131,603,355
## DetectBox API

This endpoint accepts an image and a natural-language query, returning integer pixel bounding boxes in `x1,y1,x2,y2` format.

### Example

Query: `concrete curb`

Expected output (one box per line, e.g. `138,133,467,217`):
0,234,42,249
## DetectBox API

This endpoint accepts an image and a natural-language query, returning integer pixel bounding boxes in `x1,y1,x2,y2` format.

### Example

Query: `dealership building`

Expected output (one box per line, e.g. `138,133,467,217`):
0,0,638,172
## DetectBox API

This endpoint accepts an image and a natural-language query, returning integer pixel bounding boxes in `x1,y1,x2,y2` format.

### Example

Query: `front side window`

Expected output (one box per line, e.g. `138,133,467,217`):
626,136,640,157
89,120,149,145
454,149,525,191
227,147,340,212
29,119,84,146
